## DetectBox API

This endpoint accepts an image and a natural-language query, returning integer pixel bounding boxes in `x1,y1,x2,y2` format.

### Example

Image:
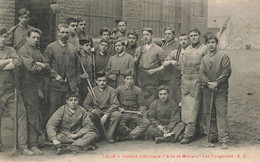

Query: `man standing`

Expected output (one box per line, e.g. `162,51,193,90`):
180,28,207,144
0,27,33,156
7,8,34,51
83,72,121,143
76,18,88,40
66,18,80,48
44,24,80,120
94,39,111,73
159,27,179,86
18,28,61,155
134,28,165,107
106,39,134,88
116,72,150,141
161,34,189,105
125,30,139,57
115,19,127,41
95,27,114,56
199,33,231,149
47,91,97,154
146,85,185,144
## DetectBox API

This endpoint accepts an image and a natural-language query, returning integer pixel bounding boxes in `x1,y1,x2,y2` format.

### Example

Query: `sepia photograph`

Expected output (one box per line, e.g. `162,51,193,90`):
0,0,259,161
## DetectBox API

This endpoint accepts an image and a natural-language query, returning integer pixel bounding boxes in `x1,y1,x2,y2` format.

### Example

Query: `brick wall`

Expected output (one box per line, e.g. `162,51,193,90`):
0,0,15,29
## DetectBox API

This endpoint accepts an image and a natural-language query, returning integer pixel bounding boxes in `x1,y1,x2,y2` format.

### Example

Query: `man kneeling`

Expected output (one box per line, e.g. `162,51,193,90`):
146,85,185,144
46,91,97,155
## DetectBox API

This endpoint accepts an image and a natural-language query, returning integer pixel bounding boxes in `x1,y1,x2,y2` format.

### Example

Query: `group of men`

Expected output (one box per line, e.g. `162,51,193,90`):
0,8,232,156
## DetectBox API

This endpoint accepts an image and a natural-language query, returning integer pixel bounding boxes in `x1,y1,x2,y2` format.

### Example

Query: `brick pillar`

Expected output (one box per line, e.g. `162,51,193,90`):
181,0,191,34
0,0,15,28
122,0,142,35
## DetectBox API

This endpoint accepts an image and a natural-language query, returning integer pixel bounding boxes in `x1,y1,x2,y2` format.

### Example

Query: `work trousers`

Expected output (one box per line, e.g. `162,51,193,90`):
201,87,229,143
118,113,150,139
0,90,28,149
89,111,121,140
146,122,185,141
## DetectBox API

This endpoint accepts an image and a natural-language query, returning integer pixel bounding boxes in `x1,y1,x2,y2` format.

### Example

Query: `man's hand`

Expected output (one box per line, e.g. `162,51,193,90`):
36,62,46,68
69,133,79,139
52,139,61,146
55,75,64,83
8,58,13,63
80,73,89,79
146,69,157,76
108,74,117,80
100,114,108,126
157,125,168,134
118,107,125,113
208,82,218,91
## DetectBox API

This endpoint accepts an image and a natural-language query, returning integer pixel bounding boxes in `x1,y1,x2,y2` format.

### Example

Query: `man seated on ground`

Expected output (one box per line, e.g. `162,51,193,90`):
83,71,121,144
46,91,98,155
146,85,185,144
116,71,150,141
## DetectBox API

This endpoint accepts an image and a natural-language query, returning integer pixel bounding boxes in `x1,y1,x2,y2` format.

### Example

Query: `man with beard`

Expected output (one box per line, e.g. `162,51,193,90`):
18,28,60,155
76,18,88,40
0,27,33,156
159,27,179,86
106,39,134,88
83,72,121,144
7,8,34,51
199,33,231,149
180,28,207,144
134,28,165,107
44,24,80,120
66,18,80,48
125,30,139,57
146,85,184,144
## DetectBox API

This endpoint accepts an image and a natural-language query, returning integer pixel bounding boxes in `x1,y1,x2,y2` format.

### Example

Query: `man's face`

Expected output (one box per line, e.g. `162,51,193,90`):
96,76,107,89
124,76,134,87
189,31,200,44
99,42,109,53
101,31,110,41
26,32,41,47
164,30,174,42
0,33,8,48
78,20,86,32
127,34,137,46
118,22,126,33
206,38,217,52
58,27,70,42
115,41,124,54
142,31,152,44
18,14,29,26
69,22,77,34
66,97,79,110
158,89,168,102
179,35,189,48
81,43,92,53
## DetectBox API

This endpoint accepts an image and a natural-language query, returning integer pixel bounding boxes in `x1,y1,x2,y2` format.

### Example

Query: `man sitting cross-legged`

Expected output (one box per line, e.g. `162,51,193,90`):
46,91,97,155
146,85,185,144
115,71,150,141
